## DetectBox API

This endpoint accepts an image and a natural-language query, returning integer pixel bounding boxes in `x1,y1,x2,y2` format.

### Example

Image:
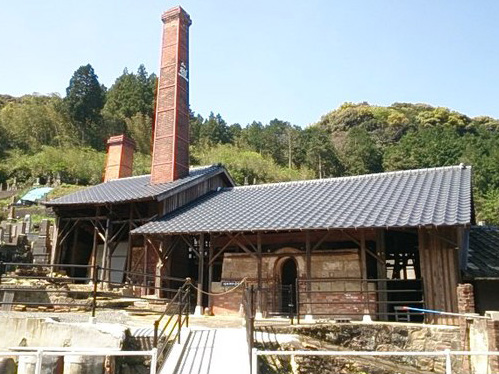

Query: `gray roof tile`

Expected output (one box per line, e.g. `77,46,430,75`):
132,165,472,235
466,226,499,278
45,165,229,206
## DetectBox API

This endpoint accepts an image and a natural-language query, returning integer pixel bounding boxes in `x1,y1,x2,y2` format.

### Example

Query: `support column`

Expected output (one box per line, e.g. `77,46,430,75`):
89,217,99,281
208,238,214,315
101,218,111,290
256,232,263,319
376,229,388,321
50,217,60,267
304,231,313,320
155,240,164,298
194,233,205,316
360,231,371,320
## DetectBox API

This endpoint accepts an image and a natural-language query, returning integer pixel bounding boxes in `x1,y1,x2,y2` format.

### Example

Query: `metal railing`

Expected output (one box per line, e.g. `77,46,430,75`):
295,278,424,323
0,348,158,374
251,348,499,374
153,279,191,370
0,262,188,317
243,285,256,372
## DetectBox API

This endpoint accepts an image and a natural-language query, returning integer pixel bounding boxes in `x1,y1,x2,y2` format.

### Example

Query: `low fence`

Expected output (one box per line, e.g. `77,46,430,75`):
243,285,256,372
0,348,158,374
251,349,499,374
0,262,190,316
153,280,191,370
296,278,424,322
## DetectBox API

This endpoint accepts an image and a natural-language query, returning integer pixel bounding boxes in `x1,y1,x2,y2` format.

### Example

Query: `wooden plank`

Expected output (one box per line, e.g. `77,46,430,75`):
197,233,205,310
305,231,312,315
376,229,388,321
419,228,434,323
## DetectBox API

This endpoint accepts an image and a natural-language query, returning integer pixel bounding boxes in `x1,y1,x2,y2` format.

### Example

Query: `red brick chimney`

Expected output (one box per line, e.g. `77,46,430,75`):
151,6,192,184
104,135,135,182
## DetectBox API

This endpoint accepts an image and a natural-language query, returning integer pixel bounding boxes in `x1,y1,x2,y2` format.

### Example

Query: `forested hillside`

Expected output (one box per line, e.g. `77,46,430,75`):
0,64,498,223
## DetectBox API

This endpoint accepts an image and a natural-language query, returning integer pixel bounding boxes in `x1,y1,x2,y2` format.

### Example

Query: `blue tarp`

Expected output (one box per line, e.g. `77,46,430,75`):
18,187,54,204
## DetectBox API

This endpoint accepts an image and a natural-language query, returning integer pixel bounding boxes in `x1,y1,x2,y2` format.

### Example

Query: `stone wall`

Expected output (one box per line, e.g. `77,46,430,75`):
264,323,462,374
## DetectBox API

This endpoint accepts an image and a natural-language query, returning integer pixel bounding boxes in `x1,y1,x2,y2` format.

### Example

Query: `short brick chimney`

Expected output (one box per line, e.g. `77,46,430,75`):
151,6,192,184
104,135,135,182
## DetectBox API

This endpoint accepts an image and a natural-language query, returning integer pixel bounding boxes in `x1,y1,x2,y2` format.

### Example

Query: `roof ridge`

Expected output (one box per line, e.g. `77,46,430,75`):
229,165,471,190
101,164,219,183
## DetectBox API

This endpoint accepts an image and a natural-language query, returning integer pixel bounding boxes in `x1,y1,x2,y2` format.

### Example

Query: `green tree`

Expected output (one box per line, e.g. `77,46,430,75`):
193,144,313,185
64,64,106,147
0,94,74,151
343,127,383,175
383,127,464,171
199,112,232,145
104,65,156,119
301,126,344,178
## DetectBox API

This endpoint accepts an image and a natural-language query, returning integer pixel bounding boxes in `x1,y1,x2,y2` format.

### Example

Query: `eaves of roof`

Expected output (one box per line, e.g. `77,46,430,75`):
132,165,473,236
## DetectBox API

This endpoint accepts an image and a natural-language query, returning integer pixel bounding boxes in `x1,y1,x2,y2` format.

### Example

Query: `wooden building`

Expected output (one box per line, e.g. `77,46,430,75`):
45,6,476,324
132,165,474,323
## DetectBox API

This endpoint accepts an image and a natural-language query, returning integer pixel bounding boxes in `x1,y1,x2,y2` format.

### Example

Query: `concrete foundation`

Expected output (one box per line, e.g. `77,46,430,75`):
0,317,127,349
0,317,127,374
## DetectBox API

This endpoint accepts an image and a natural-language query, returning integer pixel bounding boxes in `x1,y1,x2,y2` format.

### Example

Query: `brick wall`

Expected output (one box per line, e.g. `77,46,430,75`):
151,7,191,184
104,135,135,182
210,283,243,315
213,249,365,317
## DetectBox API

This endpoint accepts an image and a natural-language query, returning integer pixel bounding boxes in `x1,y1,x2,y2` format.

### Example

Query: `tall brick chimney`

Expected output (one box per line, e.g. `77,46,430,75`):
151,6,192,184
104,135,135,182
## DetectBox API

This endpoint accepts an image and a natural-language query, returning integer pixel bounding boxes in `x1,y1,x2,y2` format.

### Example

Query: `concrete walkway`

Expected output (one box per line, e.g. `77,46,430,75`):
164,327,250,374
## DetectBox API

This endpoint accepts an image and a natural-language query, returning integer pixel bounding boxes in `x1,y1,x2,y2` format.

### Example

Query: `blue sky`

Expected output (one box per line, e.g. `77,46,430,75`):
1,0,499,127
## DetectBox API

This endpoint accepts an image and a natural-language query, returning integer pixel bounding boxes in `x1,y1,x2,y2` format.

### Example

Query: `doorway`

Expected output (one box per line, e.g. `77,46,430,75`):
279,258,297,315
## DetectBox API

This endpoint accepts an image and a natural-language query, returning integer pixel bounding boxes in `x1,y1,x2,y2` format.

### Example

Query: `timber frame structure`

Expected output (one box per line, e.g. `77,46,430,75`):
132,165,474,324
45,165,234,291
137,225,467,324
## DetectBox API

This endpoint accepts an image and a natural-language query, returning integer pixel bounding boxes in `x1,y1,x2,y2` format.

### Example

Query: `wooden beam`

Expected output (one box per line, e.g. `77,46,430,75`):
306,230,312,315
49,217,60,267
208,237,214,311
101,218,111,289
58,219,80,248
341,230,361,247
197,233,205,311
312,231,333,251
89,207,100,280
180,234,199,258
126,203,134,274
231,235,256,257
208,233,241,266
257,232,262,314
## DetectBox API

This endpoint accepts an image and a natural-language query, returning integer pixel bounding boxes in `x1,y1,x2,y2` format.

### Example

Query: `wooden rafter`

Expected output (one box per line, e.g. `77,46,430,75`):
209,232,241,266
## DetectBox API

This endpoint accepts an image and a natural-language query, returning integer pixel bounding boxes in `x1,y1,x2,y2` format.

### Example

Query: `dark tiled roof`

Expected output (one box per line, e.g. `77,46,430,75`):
45,165,230,206
132,165,472,235
466,226,499,278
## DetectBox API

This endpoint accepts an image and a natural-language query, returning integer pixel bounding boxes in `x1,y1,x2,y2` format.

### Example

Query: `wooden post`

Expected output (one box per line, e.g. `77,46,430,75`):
360,231,368,315
89,208,100,281
305,231,312,317
126,203,134,277
195,233,205,316
256,232,262,315
50,217,60,268
102,218,110,290
143,237,148,295
155,240,163,298
376,229,387,320
208,238,214,313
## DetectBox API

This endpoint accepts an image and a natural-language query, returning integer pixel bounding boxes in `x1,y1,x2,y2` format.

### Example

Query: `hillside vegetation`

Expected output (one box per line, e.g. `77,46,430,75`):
0,64,498,223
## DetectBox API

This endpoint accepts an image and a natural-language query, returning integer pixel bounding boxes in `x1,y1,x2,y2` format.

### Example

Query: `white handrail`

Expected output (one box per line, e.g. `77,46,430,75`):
251,348,499,374
0,348,158,374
